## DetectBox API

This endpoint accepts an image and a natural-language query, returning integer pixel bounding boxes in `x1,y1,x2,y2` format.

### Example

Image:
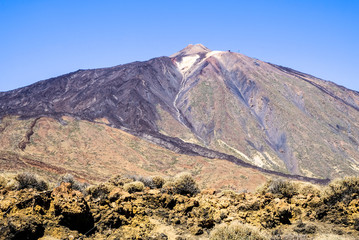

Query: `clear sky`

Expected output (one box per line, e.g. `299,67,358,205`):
1,0,358,92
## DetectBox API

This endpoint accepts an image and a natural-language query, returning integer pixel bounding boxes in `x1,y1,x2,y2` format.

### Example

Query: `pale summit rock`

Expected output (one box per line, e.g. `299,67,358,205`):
170,44,211,58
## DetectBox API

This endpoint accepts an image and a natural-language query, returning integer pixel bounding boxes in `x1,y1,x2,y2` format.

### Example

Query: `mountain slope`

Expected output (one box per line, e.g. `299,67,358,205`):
1,44,358,179
167,45,359,179
0,116,268,191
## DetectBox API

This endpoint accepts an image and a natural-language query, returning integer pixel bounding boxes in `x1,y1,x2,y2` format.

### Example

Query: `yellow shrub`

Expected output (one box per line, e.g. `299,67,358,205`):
124,181,144,193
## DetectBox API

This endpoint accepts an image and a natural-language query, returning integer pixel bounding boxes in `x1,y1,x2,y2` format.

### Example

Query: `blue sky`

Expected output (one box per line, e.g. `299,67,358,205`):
1,0,358,91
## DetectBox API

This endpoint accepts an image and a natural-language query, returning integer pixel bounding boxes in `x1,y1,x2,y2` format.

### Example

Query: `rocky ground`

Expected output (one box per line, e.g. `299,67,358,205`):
0,173,359,240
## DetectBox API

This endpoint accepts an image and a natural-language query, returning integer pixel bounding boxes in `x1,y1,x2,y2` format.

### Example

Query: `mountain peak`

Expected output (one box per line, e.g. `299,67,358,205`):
2,44,359,182
170,44,211,58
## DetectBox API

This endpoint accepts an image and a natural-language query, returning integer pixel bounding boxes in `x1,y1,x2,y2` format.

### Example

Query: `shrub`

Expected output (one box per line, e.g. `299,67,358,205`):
173,172,200,196
152,176,165,188
128,175,155,188
58,173,88,192
259,179,296,199
295,182,321,197
4,175,18,190
221,189,237,197
87,183,111,200
124,181,144,193
293,221,317,234
323,177,359,205
109,174,131,186
15,172,48,191
137,176,154,188
161,180,176,194
210,221,269,240
0,175,6,188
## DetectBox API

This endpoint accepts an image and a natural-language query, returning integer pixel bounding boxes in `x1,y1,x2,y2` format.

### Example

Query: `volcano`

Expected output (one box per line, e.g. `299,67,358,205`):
1,44,359,184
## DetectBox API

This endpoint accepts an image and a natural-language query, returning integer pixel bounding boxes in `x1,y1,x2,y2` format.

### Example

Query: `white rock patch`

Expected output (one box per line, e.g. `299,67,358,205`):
206,51,222,58
176,55,199,75
252,154,265,168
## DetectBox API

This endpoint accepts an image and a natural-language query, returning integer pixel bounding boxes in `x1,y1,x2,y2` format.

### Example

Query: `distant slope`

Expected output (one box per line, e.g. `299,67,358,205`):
1,44,358,179
0,116,268,191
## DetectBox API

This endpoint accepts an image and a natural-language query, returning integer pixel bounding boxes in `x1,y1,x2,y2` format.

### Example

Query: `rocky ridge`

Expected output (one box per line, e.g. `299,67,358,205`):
1,173,359,240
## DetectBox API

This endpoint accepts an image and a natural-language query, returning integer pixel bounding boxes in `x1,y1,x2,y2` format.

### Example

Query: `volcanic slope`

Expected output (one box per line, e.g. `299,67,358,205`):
1,44,359,180
0,116,268,191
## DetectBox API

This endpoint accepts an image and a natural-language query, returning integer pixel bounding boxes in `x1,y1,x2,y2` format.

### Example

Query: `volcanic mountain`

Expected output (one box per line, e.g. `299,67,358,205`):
1,44,359,184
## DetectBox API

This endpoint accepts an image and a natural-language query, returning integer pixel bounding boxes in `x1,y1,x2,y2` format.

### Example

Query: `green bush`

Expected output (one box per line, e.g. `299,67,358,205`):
210,221,269,240
15,172,48,191
173,172,200,196
323,177,359,205
124,181,144,193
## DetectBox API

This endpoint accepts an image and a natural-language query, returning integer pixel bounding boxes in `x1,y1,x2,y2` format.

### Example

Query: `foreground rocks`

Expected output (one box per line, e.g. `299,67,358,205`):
1,177,359,239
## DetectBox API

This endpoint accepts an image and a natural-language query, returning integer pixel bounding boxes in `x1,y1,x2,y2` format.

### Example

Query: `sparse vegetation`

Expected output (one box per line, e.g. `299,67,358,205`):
123,181,145,193
0,175,6,188
313,234,357,240
15,172,48,191
293,221,317,234
323,177,359,205
161,180,176,194
160,172,199,196
271,233,309,240
87,183,111,200
258,179,296,198
173,172,200,196
210,221,269,240
109,174,131,186
295,182,321,197
152,176,165,188
58,173,88,192
128,175,155,188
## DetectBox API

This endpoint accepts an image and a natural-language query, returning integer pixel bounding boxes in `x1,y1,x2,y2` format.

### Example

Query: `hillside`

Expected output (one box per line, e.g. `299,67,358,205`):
1,44,359,180
0,116,268,191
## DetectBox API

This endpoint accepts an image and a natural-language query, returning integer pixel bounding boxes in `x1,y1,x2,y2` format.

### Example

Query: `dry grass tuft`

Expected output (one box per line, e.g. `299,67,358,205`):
210,221,269,240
